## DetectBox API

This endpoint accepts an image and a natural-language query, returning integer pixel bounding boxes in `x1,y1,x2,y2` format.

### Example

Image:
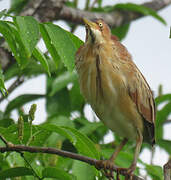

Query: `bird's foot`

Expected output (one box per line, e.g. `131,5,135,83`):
116,163,136,180
95,160,136,180
95,159,116,179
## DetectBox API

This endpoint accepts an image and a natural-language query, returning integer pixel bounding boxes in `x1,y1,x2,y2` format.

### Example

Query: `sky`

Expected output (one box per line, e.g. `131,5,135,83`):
0,0,171,175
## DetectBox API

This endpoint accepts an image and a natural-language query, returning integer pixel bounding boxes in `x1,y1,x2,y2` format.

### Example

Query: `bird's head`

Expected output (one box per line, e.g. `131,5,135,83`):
83,18,111,44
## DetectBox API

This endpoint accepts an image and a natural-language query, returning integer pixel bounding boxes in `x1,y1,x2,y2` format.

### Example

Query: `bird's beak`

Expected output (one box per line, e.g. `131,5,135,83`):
83,18,96,30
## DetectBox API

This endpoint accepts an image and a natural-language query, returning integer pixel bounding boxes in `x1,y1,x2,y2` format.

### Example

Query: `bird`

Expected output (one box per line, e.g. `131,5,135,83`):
75,18,156,178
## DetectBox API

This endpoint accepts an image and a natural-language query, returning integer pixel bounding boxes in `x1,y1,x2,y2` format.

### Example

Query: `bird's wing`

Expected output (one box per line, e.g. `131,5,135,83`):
127,65,156,124
111,37,156,124
111,37,156,144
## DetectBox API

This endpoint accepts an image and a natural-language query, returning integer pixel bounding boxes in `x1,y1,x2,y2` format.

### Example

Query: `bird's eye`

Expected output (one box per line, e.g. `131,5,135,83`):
99,23,103,28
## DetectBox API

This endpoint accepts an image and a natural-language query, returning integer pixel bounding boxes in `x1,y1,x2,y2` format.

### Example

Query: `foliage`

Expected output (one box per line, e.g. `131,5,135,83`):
0,0,170,180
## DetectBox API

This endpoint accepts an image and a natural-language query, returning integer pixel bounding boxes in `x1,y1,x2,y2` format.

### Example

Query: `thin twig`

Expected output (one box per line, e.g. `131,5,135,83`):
0,144,144,180
164,159,171,180
20,152,42,180
164,119,171,124
0,134,8,146
20,0,171,27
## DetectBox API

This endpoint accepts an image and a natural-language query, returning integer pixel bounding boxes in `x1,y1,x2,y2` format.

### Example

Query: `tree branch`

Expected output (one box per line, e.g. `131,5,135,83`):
164,119,171,124
164,159,171,180
21,0,171,27
0,141,144,180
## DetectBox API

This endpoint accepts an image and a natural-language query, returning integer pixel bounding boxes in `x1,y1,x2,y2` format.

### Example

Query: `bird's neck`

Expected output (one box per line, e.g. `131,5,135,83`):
85,40,113,57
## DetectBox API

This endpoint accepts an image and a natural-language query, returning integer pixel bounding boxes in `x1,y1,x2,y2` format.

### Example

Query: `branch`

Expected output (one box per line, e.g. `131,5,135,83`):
0,140,144,180
20,0,171,27
164,159,171,180
164,119,171,124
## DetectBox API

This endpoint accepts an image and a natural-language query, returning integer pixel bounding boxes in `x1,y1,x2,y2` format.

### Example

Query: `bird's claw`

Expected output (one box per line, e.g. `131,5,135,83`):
95,160,136,180
116,163,136,180
95,160,114,179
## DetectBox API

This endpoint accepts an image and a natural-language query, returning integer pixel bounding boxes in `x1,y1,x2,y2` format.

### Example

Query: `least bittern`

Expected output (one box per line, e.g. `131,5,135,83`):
75,18,155,179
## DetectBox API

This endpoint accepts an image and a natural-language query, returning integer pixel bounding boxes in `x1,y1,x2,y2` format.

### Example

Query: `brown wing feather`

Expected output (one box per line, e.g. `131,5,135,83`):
128,68,156,124
111,37,156,144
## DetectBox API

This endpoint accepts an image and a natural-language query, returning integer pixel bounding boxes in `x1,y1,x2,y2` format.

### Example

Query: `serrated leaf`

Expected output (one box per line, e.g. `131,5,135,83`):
5,94,44,114
49,71,77,96
40,124,100,159
42,23,79,71
115,3,166,25
0,21,21,65
14,16,39,58
32,47,50,76
39,23,60,68
0,167,33,178
64,126,100,159
66,30,83,49
42,167,76,180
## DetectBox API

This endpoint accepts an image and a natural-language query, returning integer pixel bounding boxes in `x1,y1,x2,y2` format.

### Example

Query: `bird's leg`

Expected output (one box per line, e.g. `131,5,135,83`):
109,138,128,162
95,138,128,179
117,130,143,177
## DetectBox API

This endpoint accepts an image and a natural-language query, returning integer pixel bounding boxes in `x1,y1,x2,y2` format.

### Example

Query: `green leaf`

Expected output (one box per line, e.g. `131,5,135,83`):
111,23,130,41
5,94,44,114
9,0,28,14
70,79,84,111
6,21,29,68
0,167,33,179
145,164,163,180
0,65,7,96
0,21,21,65
49,71,77,96
72,161,96,180
39,23,60,68
0,118,14,128
157,139,171,154
42,23,79,71
114,3,166,25
32,47,51,76
14,16,39,58
170,27,171,38
155,94,171,106
47,115,75,128
0,9,7,19
42,167,76,180
40,124,100,159
79,122,103,136
97,0,102,8
46,87,70,116
66,31,83,49
156,102,171,140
